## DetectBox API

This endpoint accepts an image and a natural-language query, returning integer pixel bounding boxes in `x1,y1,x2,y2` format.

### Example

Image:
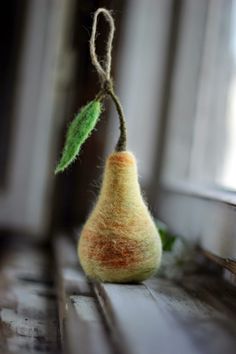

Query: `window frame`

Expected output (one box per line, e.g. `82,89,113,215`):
0,0,77,237
155,0,236,259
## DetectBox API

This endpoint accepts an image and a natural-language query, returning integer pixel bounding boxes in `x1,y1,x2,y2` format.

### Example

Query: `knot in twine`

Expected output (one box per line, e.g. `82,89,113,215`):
90,8,127,151
102,79,114,94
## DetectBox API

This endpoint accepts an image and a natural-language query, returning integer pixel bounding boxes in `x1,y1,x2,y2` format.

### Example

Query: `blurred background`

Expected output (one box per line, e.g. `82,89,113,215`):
1,0,236,250
1,3,236,352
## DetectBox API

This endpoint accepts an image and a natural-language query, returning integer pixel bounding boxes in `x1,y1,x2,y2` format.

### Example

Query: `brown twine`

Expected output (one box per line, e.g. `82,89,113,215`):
90,8,127,151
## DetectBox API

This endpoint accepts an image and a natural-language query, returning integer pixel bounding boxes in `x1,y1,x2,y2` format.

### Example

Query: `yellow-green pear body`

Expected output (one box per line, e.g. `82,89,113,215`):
78,151,162,283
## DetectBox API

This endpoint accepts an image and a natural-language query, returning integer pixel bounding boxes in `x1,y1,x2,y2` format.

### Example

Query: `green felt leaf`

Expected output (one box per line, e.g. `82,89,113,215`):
55,100,102,174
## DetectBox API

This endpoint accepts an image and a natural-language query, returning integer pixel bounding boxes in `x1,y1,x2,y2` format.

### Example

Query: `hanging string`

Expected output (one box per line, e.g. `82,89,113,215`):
90,8,127,152
90,8,114,83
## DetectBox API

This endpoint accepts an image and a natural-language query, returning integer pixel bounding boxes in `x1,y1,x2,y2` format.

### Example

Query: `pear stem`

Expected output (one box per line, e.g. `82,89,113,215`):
106,84,127,151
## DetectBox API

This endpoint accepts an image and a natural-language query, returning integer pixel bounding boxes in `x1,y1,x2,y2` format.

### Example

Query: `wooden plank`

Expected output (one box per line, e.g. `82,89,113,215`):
53,235,113,354
94,282,200,354
54,235,91,296
53,235,89,350
147,277,236,354
146,277,221,321
177,274,236,317
54,235,236,354
95,276,236,354
65,295,112,354
0,245,60,354
53,235,91,342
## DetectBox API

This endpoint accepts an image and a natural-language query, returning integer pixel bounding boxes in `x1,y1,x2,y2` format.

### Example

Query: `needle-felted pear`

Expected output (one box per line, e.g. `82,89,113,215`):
55,8,162,283
79,150,162,282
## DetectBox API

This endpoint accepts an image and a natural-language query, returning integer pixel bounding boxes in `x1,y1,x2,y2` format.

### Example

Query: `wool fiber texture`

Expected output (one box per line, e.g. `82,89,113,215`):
55,100,102,174
78,151,162,283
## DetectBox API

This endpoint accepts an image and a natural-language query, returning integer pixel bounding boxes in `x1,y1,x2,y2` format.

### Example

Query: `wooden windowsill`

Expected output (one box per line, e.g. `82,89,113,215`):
0,235,236,354
54,235,236,354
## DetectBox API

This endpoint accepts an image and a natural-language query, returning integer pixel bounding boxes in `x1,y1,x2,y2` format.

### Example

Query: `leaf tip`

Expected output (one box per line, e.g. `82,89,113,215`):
54,164,64,175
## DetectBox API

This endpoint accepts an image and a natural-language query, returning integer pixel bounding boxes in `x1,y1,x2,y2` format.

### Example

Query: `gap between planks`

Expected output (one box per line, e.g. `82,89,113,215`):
53,235,114,354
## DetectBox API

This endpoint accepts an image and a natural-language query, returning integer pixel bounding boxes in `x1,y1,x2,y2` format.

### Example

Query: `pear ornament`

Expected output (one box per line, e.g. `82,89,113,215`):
79,151,162,282
56,8,162,283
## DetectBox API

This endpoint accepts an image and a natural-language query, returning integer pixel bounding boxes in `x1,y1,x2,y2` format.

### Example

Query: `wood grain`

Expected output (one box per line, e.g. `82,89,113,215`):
0,244,60,354
94,282,200,354
53,235,113,354
54,235,236,354
147,277,236,354
67,295,112,354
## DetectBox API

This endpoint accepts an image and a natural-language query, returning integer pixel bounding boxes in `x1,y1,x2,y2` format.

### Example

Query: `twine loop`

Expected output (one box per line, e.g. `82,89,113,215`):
90,8,127,151
90,8,115,85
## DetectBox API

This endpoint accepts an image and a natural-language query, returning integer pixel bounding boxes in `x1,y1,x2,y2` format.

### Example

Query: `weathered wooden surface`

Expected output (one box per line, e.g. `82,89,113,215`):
147,276,236,354
55,236,236,354
1,236,236,354
94,282,200,354
94,275,236,354
53,235,113,354
0,242,60,354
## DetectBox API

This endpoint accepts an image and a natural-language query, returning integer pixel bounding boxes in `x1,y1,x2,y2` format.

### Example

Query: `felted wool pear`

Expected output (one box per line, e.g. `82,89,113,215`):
78,151,162,283
55,9,163,283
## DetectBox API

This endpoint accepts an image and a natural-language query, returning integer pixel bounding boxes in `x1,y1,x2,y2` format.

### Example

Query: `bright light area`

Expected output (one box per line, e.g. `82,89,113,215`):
221,1,236,190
